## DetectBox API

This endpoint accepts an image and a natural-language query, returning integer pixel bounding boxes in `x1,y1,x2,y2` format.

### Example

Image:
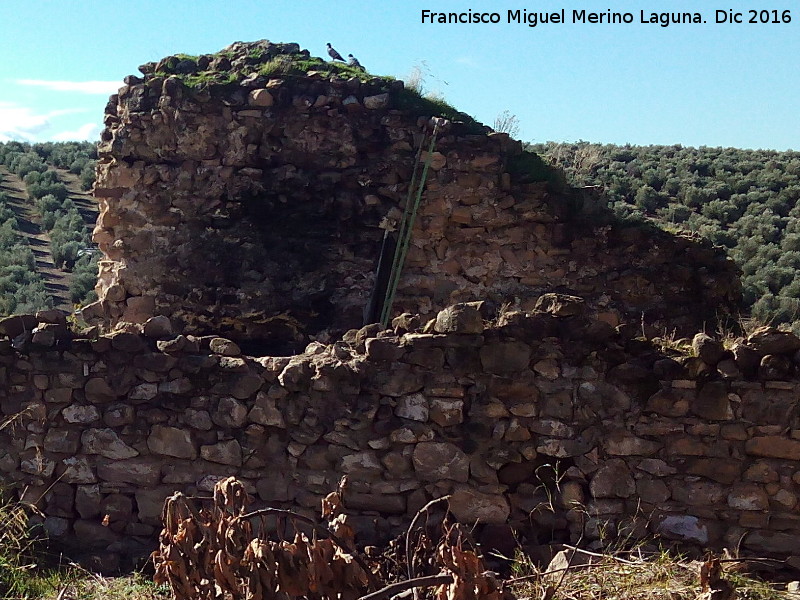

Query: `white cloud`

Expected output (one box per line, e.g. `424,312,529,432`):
15,79,121,95
0,102,92,142
52,122,102,142
48,107,89,118
455,56,479,68
0,102,52,141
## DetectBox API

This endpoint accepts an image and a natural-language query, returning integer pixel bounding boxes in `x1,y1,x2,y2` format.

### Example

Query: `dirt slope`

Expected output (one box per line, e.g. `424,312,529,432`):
57,168,99,229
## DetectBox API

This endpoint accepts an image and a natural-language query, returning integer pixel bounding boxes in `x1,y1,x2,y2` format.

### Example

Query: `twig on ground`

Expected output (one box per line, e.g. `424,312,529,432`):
560,544,639,565
356,574,454,600
405,495,451,600
506,562,611,585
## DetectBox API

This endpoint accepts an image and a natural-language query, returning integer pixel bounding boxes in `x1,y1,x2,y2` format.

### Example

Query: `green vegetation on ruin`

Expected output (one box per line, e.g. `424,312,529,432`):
259,55,370,80
392,87,486,135
149,42,496,136
152,48,375,88
179,70,239,88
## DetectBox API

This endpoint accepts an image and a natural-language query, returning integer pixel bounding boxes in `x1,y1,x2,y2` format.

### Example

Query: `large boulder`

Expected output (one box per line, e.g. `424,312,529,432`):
746,326,800,355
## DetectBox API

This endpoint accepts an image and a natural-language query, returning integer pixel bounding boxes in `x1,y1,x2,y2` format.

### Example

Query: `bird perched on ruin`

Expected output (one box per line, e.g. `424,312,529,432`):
347,54,364,70
326,43,345,62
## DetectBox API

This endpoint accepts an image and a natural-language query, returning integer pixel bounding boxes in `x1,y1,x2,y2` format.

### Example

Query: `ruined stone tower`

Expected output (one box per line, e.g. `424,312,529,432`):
12,42,800,568
86,40,740,352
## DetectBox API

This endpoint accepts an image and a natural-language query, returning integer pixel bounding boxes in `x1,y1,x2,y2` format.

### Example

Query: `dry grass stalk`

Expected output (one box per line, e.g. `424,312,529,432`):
151,477,503,600
506,547,786,600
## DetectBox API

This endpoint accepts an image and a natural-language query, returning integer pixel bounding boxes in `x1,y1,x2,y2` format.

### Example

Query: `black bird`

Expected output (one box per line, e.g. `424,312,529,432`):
326,43,345,62
347,54,364,70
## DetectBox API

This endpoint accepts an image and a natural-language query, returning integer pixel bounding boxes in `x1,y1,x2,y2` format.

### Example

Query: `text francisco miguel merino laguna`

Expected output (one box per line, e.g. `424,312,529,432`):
421,8,793,27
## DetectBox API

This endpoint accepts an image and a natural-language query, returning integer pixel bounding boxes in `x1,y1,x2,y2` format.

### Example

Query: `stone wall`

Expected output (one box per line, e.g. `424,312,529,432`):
2,302,800,567
86,40,739,351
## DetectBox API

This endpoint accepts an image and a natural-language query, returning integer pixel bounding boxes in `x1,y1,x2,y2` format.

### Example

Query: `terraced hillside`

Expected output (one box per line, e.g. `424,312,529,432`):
0,143,99,314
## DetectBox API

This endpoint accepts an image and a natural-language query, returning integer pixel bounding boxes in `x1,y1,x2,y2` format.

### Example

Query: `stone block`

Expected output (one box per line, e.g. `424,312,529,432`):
412,442,469,482
62,404,101,424
97,458,161,486
449,486,510,524
339,451,382,475
747,326,800,355
686,458,741,484
256,473,293,502
636,479,670,504
429,397,463,426
395,392,429,422
227,374,263,400
743,530,798,554
200,439,242,466
44,388,73,403
143,315,173,339
60,457,96,484
73,519,120,547
692,333,725,366
656,515,708,544
434,303,483,334
536,437,592,458
746,436,800,460
44,428,81,454
728,483,769,510
480,341,531,373
670,481,726,506
148,425,197,459
363,93,389,110
159,378,193,395
103,403,135,427
603,431,661,456
366,336,405,361
84,378,117,403
589,459,634,499
692,381,733,420
109,331,146,353
135,487,174,524
248,89,273,107
81,428,138,459
247,393,285,428
213,397,248,428
533,293,585,317
345,492,406,513
133,353,178,372
209,337,241,356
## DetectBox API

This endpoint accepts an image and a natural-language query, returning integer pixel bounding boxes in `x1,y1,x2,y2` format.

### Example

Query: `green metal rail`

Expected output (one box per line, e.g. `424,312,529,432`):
380,121,441,328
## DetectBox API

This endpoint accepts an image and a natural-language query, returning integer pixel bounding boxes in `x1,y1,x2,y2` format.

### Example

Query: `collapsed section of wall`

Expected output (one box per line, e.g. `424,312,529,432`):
2,302,800,566
87,40,739,350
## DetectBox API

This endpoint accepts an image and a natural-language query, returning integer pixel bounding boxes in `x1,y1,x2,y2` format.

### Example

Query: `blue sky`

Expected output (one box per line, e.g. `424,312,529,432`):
0,0,797,150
